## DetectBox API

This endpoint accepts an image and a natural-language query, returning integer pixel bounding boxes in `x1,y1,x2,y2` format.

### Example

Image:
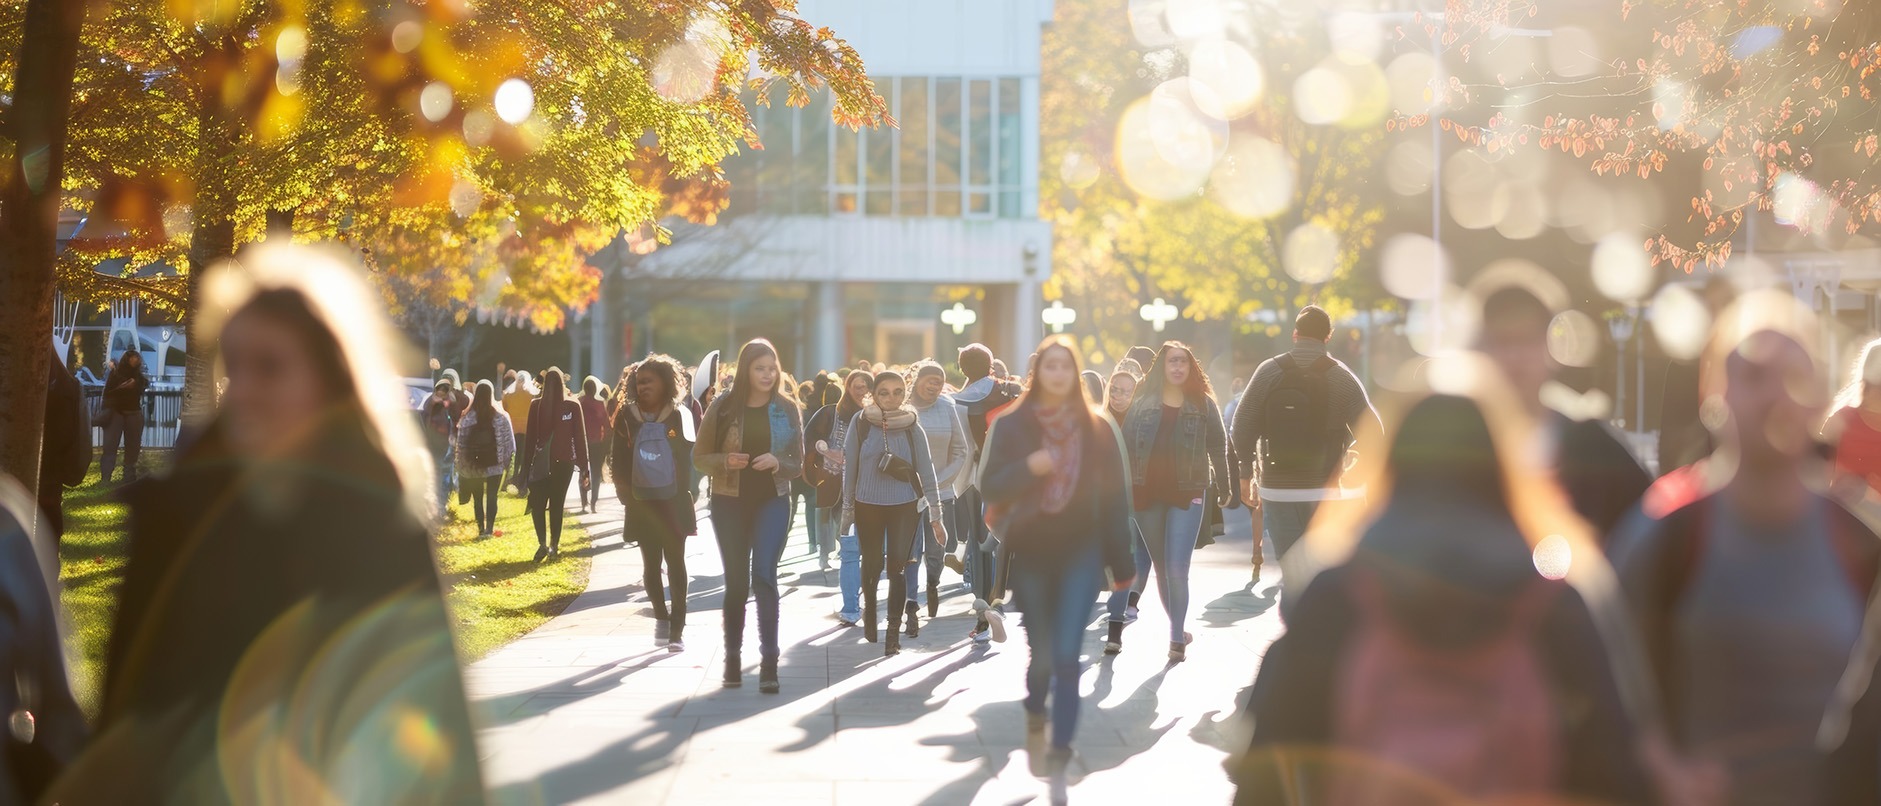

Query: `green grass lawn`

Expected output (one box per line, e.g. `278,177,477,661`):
56,457,591,711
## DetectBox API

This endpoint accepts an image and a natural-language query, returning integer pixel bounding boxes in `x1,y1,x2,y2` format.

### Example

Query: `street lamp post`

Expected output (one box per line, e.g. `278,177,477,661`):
1140,298,1179,332
1608,310,1636,430
1042,300,1077,334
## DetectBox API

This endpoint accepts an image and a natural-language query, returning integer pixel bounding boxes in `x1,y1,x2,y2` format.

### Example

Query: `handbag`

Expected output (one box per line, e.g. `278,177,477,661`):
876,427,918,484
528,439,553,484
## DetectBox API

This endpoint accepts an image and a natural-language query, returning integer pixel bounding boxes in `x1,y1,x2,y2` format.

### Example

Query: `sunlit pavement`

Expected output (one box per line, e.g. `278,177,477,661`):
468,485,1285,805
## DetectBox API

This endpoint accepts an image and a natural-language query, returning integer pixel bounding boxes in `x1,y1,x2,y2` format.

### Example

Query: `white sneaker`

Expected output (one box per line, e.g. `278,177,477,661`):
1123,606,1139,624
667,639,685,653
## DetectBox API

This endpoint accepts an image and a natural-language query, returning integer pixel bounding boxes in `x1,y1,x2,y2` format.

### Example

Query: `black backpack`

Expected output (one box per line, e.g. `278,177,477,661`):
464,415,499,467
1258,355,1339,481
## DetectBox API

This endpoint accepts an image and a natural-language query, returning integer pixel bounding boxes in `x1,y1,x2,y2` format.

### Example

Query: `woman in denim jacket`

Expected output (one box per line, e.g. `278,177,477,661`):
1109,341,1233,661
694,339,804,694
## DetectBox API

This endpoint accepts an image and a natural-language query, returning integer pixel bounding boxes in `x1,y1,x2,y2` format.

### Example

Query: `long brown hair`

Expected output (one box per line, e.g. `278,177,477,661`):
714,339,797,429
1131,340,1216,412
540,367,569,410
1011,335,1102,433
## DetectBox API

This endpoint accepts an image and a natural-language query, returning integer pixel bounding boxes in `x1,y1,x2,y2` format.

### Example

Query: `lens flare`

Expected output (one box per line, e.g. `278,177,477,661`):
1592,232,1655,303
1060,150,1101,189
653,37,720,104
419,82,453,123
1294,68,1352,126
1386,52,1440,114
1208,136,1294,219
1649,283,1711,361
1444,149,1508,231
1115,84,1224,200
1405,290,1480,357
1532,534,1573,580
1283,222,1340,284
1548,310,1601,368
493,79,533,125
1327,13,1385,63
1381,233,1451,301
1187,39,1264,120
1386,140,1433,196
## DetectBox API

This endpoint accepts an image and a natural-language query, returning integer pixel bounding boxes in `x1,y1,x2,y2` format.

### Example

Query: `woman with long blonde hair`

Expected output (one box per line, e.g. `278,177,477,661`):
66,244,484,803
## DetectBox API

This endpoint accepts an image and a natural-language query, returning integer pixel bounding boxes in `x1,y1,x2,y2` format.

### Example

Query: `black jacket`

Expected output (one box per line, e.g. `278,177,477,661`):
69,416,485,804
977,407,1136,586
102,363,149,414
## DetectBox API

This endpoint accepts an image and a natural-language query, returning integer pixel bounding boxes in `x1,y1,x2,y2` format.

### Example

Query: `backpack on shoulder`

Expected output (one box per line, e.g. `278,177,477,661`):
464,417,499,468
1259,355,1341,482
630,412,682,500
1330,568,1562,805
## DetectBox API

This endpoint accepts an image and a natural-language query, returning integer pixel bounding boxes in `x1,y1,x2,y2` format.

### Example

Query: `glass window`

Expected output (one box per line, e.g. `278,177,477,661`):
725,90,761,215
865,80,894,215
834,116,859,215
758,86,794,214
968,79,992,194
933,78,963,216
795,92,830,215
899,78,929,216
998,78,1023,218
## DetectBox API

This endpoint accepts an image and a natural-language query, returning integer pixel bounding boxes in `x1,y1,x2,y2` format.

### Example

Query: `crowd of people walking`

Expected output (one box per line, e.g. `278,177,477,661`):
13,241,1881,805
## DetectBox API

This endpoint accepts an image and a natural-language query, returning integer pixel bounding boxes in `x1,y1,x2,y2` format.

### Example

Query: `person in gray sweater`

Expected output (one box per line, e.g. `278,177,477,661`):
903,360,971,622
842,370,948,656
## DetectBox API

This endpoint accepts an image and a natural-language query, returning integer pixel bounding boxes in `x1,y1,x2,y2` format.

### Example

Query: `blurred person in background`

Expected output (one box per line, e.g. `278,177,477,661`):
955,343,1023,643
40,345,90,540
66,244,483,803
502,369,537,494
421,379,459,517
1657,276,1738,477
1612,291,1874,806
905,360,970,623
1825,338,1881,505
455,380,515,540
979,336,1136,803
1232,306,1381,569
1476,286,1653,543
611,354,698,653
521,368,589,562
578,376,610,514
695,339,804,694
1236,354,1655,806
1080,370,1105,406
98,348,150,486
790,378,824,559
807,369,870,611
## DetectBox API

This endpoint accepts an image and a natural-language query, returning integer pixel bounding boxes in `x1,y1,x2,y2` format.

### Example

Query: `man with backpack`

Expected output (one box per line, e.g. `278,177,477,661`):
1612,291,1877,805
954,343,1022,642
1231,306,1381,567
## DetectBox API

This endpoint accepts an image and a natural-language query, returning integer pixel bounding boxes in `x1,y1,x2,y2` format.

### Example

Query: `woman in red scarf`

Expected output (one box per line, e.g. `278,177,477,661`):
978,336,1137,804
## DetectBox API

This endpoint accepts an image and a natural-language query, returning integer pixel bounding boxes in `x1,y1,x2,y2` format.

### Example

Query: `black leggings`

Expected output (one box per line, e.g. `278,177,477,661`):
633,499,689,634
465,474,501,534
856,501,918,637
585,441,606,509
528,460,576,549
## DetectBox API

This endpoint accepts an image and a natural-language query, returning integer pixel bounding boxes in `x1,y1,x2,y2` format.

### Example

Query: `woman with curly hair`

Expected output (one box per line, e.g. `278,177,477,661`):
611,354,698,652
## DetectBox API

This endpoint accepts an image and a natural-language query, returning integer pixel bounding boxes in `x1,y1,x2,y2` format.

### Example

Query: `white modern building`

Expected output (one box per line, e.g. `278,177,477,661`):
584,0,1056,377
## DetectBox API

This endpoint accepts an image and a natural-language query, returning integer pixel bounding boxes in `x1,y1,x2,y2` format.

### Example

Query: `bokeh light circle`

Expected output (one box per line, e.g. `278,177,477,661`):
1547,310,1601,368
493,79,534,125
1294,68,1352,125
1208,137,1294,219
1188,39,1264,120
1649,282,1711,361
1381,233,1451,301
1282,222,1340,284
1592,232,1656,303
420,82,454,123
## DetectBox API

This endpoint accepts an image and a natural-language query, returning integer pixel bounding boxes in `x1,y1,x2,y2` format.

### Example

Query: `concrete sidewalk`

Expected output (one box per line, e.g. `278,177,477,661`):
468,486,1284,804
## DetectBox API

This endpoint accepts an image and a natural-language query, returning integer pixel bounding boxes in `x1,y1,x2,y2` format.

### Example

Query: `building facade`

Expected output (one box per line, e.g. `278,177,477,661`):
587,0,1056,378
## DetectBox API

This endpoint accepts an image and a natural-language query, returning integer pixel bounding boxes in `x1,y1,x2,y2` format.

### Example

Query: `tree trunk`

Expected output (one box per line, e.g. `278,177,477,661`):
0,0,85,515
179,63,241,433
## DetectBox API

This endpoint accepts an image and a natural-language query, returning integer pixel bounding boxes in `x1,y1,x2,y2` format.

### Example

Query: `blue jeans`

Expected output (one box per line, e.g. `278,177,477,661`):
1261,498,1320,563
711,493,790,660
1012,545,1103,751
1127,501,1203,642
836,513,862,623
432,446,453,515
905,498,959,604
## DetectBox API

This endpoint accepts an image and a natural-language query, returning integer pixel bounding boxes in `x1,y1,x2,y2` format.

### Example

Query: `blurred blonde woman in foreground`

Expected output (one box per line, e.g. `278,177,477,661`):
60,244,485,803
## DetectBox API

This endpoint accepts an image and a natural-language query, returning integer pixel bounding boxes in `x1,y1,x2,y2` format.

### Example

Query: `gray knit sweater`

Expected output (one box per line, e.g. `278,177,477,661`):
842,411,943,513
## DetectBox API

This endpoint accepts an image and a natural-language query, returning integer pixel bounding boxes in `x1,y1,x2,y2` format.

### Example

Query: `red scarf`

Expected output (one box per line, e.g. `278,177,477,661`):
1034,402,1083,514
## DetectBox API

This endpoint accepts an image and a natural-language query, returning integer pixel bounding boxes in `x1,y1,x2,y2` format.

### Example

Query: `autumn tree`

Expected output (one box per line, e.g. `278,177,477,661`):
1423,0,1881,271
1041,0,1388,363
0,0,884,502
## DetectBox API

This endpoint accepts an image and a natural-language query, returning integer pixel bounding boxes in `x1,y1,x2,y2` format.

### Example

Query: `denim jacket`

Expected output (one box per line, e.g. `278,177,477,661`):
693,395,805,498
1123,394,1231,495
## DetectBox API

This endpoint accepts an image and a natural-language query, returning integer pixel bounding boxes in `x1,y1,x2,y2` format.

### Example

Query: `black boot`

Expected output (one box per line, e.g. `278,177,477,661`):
904,600,921,638
759,657,780,694
723,653,742,688
1105,620,1125,655
927,582,940,619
